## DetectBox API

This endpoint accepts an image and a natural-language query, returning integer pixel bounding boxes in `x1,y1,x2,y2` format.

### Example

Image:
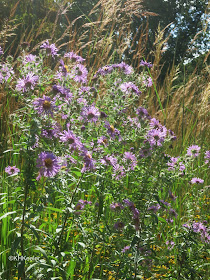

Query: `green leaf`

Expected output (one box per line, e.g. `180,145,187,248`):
158,217,167,223
35,246,49,260
0,211,16,221
45,207,64,213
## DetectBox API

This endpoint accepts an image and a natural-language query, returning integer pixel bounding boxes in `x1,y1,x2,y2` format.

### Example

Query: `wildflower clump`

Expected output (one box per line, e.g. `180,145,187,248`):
1,41,209,280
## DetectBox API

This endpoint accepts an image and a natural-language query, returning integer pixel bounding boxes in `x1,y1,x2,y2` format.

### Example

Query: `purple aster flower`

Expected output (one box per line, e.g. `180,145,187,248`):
78,199,92,205
0,63,14,83
140,60,153,68
81,104,100,123
100,155,118,167
183,223,190,229
204,150,210,166
41,123,61,139
79,86,91,96
72,63,88,84
74,202,85,211
52,84,72,100
148,204,161,213
169,208,178,218
139,147,153,158
81,150,96,173
192,222,210,243
168,190,177,201
59,155,77,171
132,208,140,219
117,62,133,74
132,209,140,231
0,46,3,56
33,95,57,117
5,165,20,175
122,246,131,253
136,106,151,120
127,116,141,129
36,152,60,179
59,59,68,76
40,40,58,57
123,201,141,230
123,152,137,170
119,82,141,95
97,136,108,146
160,200,171,207
104,121,121,139
110,202,124,211
94,65,114,78
146,129,166,147
186,145,201,157
183,221,210,243
60,124,83,151
192,222,206,233
24,54,36,63
64,51,85,63
143,76,153,87
112,164,126,180
166,241,175,250
166,218,174,223
77,97,87,106
114,221,125,231
16,72,39,92
149,118,163,130
190,177,204,184
74,199,91,214
169,157,178,170
123,199,135,210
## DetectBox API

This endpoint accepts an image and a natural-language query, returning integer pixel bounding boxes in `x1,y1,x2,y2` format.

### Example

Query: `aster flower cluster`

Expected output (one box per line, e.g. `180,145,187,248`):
41,122,61,139
64,51,85,63
183,221,210,243
136,106,151,121
140,60,153,68
74,199,92,214
3,38,209,278
204,150,210,167
167,156,185,173
93,62,133,78
119,82,141,95
143,76,153,87
148,192,178,224
40,40,58,58
110,199,140,231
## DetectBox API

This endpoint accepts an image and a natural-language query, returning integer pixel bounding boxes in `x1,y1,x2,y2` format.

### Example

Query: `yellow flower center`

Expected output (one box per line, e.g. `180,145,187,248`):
87,153,92,159
110,125,115,132
43,100,51,110
44,158,53,168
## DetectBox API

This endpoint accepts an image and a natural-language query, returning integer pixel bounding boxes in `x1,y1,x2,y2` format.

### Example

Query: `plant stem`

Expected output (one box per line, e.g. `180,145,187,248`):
55,174,83,255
